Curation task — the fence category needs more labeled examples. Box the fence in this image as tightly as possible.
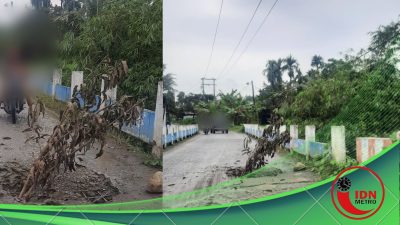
[38,70,160,144]
[243,124,395,163]
[162,124,199,147]
[39,70,199,147]
[121,109,155,143]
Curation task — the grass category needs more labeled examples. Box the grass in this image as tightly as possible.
[37,93,162,169]
[288,150,357,179]
[230,125,244,133]
[37,93,67,118]
[108,127,162,169]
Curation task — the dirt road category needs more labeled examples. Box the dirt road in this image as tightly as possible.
[163,132,250,195]
[0,108,161,204]
[163,132,321,208]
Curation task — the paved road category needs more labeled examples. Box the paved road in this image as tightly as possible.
[163,132,250,195]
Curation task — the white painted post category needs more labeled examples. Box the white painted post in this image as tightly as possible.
[290,125,298,150]
[305,125,315,159]
[331,126,346,163]
[280,125,287,134]
[153,81,164,149]
[70,71,83,98]
[52,69,62,98]
[100,79,118,109]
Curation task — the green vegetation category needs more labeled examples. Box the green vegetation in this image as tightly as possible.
[167,18,399,162]
[289,151,357,179]
[38,0,162,109]
[259,18,400,158]
[230,125,244,133]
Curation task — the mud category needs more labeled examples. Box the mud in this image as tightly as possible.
[163,139,321,209]
[0,161,119,204]
[0,107,161,205]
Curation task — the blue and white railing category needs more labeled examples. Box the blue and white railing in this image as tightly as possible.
[162,124,199,147]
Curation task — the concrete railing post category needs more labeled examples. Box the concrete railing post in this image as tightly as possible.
[290,125,298,150]
[100,79,118,109]
[280,125,287,134]
[152,81,163,158]
[331,126,346,163]
[52,69,62,98]
[71,71,83,97]
[305,125,315,159]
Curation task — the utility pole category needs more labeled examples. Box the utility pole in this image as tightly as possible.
[250,81,255,106]
[201,77,216,98]
[246,81,255,106]
[247,81,256,122]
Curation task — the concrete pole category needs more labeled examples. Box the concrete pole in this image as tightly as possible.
[280,125,287,134]
[52,69,62,98]
[305,125,316,159]
[100,79,117,109]
[70,71,83,98]
[290,125,298,150]
[152,81,163,158]
[331,126,346,163]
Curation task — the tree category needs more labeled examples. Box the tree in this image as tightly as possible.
[57,0,162,110]
[163,73,176,93]
[31,0,51,10]
[311,55,324,71]
[219,90,253,125]
[263,59,284,90]
[163,72,177,123]
[369,20,400,58]
[283,55,298,83]
[60,0,81,12]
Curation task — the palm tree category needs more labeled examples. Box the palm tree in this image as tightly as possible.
[311,55,324,71]
[263,59,283,90]
[283,55,298,84]
[163,73,176,93]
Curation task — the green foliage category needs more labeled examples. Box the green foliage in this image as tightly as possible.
[230,125,244,133]
[258,17,399,160]
[178,118,197,125]
[279,62,358,126]
[290,151,357,179]
[56,0,162,109]
[194,90,254,125]
[316,60,400,157]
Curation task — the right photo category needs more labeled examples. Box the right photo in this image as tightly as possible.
[163,0,400,208]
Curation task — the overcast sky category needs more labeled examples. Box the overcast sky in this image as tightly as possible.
[164,0,400,96]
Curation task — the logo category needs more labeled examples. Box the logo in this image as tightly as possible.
[331,166,385,220]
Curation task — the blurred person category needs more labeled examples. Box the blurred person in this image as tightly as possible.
[0,10,56,115]
[0,47,33,112]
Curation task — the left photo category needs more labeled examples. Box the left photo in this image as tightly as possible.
[0,0,163,205]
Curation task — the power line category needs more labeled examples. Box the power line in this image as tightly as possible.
[204,0,224,77]
[217,0,263,78]
[220,0,279,79]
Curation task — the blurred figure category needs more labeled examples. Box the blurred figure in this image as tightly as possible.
[0,10,55,122]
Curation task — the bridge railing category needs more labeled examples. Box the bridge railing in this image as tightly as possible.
[163,124,199,147]
[243,124,394,163]
[38,70,161,145]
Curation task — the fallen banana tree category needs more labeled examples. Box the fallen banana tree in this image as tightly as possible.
[19,59,144,201]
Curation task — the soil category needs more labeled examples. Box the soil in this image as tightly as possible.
[0,108,161,205]
[162,151,321,209]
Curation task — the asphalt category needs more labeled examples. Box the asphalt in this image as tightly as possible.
[163,131,250,195]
